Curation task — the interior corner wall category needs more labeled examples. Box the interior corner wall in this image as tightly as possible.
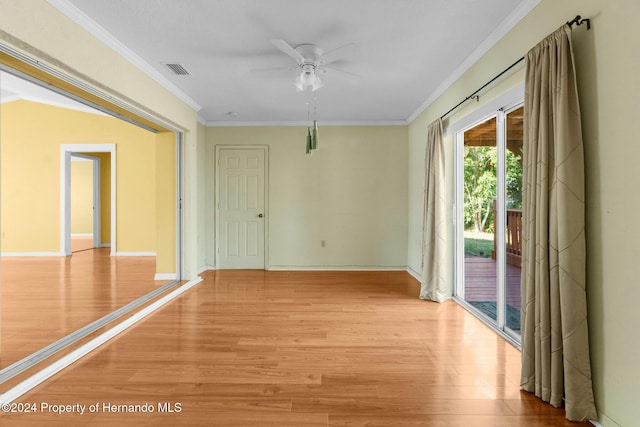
[196,122,207,270]
[0,100,156,253]
[205,125,409,269]
[407,1,640,425]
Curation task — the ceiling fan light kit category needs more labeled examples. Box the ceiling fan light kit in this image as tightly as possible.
[269,39,356,154]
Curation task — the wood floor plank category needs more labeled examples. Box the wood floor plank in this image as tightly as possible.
[0,246,174,369]
[329,414,583,427]
[291,397,514,416]
[376,384,534,400]
[3,270,589,426]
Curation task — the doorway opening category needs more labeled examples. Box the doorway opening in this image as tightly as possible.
[69,153,102,253]
[454,103,524,343]
[61,145,115,256]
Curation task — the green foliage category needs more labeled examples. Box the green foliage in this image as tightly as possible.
[464,146,496,232]
[506,150,522,208]
[463,146,522,232]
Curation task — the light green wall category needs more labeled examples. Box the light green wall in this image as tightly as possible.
[155,132,176,274]
[206,126,408,269]
[408,1,640,425]
[196,122,207,269]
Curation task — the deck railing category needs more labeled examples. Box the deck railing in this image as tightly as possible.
[492,199,523,267]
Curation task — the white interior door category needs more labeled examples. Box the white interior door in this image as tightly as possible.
[217,148,266,269]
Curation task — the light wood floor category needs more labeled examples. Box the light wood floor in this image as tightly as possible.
[1,270,587,426]
[0,244,171,370]
[71,236,95,253]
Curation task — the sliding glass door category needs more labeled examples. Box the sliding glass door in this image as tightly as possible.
[504,106,523,335]
[455,104,523,340]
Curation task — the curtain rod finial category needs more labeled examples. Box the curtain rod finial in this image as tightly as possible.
[568,15,591,30]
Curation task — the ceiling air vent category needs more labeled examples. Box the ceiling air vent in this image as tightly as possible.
[163,62,191,76]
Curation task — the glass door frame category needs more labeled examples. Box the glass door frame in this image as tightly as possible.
[453,98,523,346]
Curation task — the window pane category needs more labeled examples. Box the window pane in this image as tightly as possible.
[463,116,497,322]
[505,106,524,334]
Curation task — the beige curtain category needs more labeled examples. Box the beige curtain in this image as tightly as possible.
[420,118,448,302]
[520,25,596,422]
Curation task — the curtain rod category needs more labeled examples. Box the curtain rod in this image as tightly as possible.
[439,14,590,120]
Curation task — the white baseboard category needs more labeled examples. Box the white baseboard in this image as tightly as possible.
[71,233,93,237]
[266,265,407,271]
[1,252,67,257]
[115,252,156,257]
[406,266,422,282]
[154,272,177,281]
[99,243,111,248]
[198,265,215,275]
[0,275,203,405]
[590,421,604,427]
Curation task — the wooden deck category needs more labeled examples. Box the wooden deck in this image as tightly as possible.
[464,256,521,331]
[464,256,521,309]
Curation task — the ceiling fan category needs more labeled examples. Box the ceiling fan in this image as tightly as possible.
[269,39,358,92]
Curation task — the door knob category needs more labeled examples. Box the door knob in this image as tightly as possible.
[258,213,264,218]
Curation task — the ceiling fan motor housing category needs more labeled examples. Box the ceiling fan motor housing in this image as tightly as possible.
[294,44,323,65]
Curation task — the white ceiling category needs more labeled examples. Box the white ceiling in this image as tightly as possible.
[46,0,537,125]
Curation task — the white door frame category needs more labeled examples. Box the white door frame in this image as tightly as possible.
[214,145,269,269]
[70,153,101,249]
[449,84,524,343]
[61,144,116,256]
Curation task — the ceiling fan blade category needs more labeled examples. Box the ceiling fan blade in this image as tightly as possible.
[320,65,360,77]
[270,39,305,63]
[320,43,356,65]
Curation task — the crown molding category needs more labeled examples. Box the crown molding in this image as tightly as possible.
[406,0,541,124]
[47,0,202,112]
[206,119,408,127]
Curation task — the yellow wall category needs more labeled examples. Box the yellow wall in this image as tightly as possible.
[408,1,640,425]
[206,125,408,268]
[155,132,176,275]
[0,0,202,278]
[70,159,93,235]
[0,100,156,253]
[0,101,59,252]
